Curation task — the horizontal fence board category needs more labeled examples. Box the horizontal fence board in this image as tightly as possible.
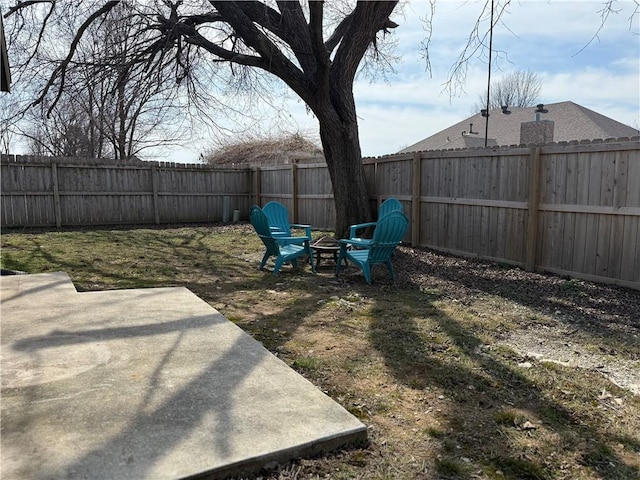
[538,204,640,215]
[423,197,529,210]
[157,192,247,197]
[259,193,294,200]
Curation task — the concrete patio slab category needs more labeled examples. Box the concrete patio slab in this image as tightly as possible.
[1,272,367,480]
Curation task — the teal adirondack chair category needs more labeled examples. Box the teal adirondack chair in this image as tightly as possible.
[336,210,408,284]
[250,205,315,275]
[348,197,403,248]
[262,201,312,240]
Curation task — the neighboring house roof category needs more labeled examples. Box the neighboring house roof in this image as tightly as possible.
[400,101,639,152]
[1,13,10,92]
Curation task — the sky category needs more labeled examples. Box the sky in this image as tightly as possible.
[5,1,635,162]
[148,1,640,163]
[353,0,640,154]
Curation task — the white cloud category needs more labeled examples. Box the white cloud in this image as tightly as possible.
[357,104,465,157]
[539,68,639,125]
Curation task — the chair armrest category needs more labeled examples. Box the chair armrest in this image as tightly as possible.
[349,221,376,239]
[340,238,371,248]
[275,236,308,246]
[270,226,288,238]
[290,224,312,238]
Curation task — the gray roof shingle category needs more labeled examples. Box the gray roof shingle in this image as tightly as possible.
[399,101,639,152]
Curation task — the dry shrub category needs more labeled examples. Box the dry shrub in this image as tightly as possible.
[204,132,323,167]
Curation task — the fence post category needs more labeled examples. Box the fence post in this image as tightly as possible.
[151,165,160,225]
[252,167,262,206]
[374,159,380,206]
[292,162,299,223]
[222,196,230,222]
[51,162,62,228]
[525,147,542,271]
[411,152,421,247]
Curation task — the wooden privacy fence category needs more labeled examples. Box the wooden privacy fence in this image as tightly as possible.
[251,162,336,229]
[1,155,251,227]
[365,139,639,290]
[2,137,639,289]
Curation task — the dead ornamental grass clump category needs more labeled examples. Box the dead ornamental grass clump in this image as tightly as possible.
[203,132,324,167]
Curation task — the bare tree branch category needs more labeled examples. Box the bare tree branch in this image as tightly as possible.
[209,1,311,103]
[472,69,541,111]
[308,0,328,90]
[31,1,120,115]
[5,0,403,236]
[3,0,52,18]
[573,0,618,56]
[572,0,638,56]
[324,9,354,55]
[441,0,512,98]
[332,1,398,89]
[419,0,436,78]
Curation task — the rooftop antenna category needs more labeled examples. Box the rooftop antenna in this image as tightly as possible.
[535,103,548,121]
[483,0,495,147]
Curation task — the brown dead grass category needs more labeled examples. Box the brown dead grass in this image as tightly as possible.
[2,224,639,480]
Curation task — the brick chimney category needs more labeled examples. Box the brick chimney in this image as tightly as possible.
[520,119,554,145]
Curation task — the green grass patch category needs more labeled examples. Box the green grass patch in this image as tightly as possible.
[435,458,469,478]
[292,356,320,371]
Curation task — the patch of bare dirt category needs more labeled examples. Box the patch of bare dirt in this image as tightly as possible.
[393,245,640,395]
[496,325,640,394]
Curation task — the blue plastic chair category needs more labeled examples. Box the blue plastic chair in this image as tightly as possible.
[250,205,315,275]
[348,197,403,247]
[336,210,408,284]
[262,201,312,240]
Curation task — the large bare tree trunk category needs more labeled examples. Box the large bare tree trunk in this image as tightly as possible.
[316,100,372,239]
[321,129,371,239]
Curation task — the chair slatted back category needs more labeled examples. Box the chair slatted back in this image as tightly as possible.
[378,198,403,219]
[368,211,408,264]
[250,205,280,256]
[262,201,291,234]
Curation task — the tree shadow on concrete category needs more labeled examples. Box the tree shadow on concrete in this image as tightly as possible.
[6,275,355,480]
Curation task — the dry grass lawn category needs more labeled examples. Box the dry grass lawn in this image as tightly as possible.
[1,224,639,480]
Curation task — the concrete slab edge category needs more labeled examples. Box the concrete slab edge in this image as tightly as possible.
[185,426,369,480]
